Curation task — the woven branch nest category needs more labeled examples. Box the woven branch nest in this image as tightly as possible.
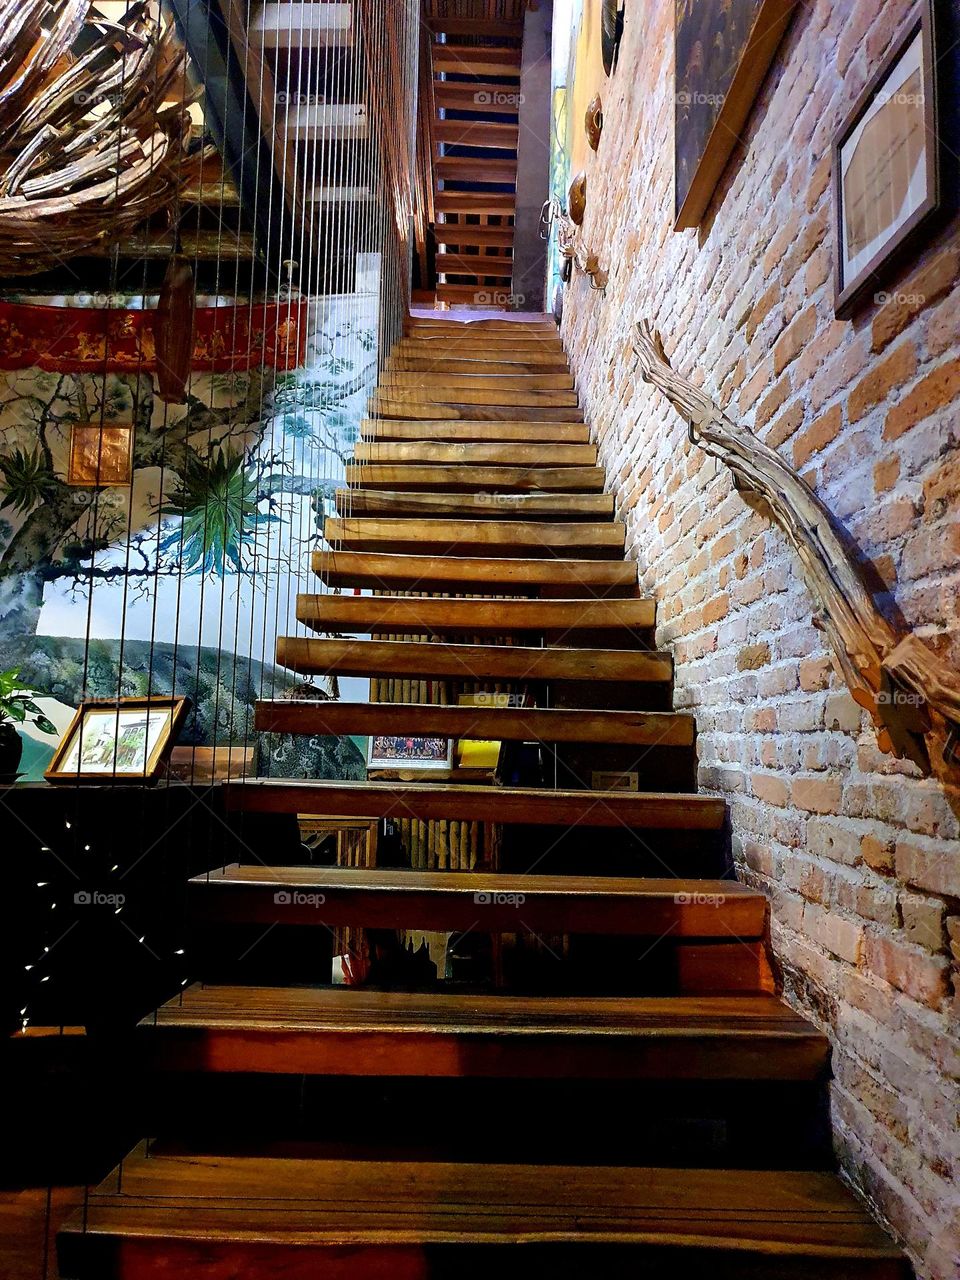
[0,0,195,275]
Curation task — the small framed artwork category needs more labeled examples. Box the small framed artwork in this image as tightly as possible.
[67,423,133,486]
[833,1,942,318]
[366,734,452,773]
[45,697,189,784]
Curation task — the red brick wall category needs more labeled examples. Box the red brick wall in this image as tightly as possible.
[559,3,960,1275]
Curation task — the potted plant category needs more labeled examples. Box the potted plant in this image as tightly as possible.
[0,668,58,784]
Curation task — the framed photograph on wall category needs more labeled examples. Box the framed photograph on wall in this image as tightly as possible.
[833,1,942,318]
[366,734,452,773]
[674,0,798,230]
[45,697,189,784]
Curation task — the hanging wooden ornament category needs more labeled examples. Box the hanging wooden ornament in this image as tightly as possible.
[154,254,195,403]
[568,172,587,226]
[585,93,604,150]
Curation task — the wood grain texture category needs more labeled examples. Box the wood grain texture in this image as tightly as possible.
[58,1145,906,1274]
[253,699,693,745]
[322,516,624,557]
[354,441,597,465]
[311,549,636,593]
[275,636,672,683]
[372,385,578,408]
[141,986,827,1080]
[333,489,613,520]
[222,779,726,829]
[295,592,651,633]
[359,419,590,442]
[343,463,606,491]
[379,370,575,391]
[372,396,584,423]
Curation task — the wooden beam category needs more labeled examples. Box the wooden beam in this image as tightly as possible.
[296,592,651,633]
[343,463,604,490]
[332,489,613,520]
[321,516,625,557]
[353,442,596,464]
[311,548,636,593]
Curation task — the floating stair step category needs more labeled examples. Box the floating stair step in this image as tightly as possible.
[360,420,590,442]
[434,120,519,149]
[372,384,578,408]
[404,319,557,335]
[142,986,827,1080]
[431,284,514,306]
[433,82,524,115]
[432,44,523,74]
[379,370,574,391]
[432,226,516,248]
[255,699,691,745]
[372,397,583,423]
[276,637,672,684]
[397,331,564,348]
[311,549,636,594]
[222,779,725,830]
[296,593,651,633]
[434,254,515,280]
[333,489,613,520]
[188,866,757,934]
[354,441,596,465]
[394,341,566,363]
[388,355,569,374]
[58,1145,908,1279]
[343,464,604,492]
[435,155,518,183]
[321,516,625,557]
[427,17,523,37]
[433,189,517,214]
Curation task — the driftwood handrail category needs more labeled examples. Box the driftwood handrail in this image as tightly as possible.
[540,197,608,292]
[633,320,960,778]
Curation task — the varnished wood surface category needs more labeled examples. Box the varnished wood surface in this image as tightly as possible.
[359,420,591,442]
[222,779,727,830]
[322,516,624,557]
[372,397,584,423]
[188,864,758,935]
[380,371,576,392]
[373,385,579,409]
[58,1145,905,1268]
[295,593,653,633]
[388,356,571,375]
[253,699,693,745]
[312,549,637,593]
[354,441,597,465]
[141,986,827,1081]
[343,463,606,491]
[334,489,613,520]
[275,636,672,683]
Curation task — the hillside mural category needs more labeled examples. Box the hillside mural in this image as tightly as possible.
[0,294,375,780]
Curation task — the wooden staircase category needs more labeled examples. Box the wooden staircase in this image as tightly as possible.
[57,316,907,1278]
[421,9,525,305]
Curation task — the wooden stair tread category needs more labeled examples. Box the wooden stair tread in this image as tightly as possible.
[379,371,574,391]
[222,779,726,829]
[433,190,517,213]
[359,420,590,442]
[322,516,625,557]
[275,637,672,683]
[388,356,570,374]
[372,397,584,423]
[435,155,517,182]
[434,120,519,149]
[343,464,605,491]
[430,226,517,248]
[354,442,596,464]
[254,699,693,745]
[311,549,636,593]
[333,490,613,519]
[59,1145,905,1266]
[372,385,578,408]
[396,336,565,355]
[188,865,758,931]
[296,593,649,633]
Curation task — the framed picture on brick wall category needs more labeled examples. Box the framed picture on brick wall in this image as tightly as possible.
[833,1,944,318]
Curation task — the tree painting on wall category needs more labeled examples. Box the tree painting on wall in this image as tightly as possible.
[674,0,797,230]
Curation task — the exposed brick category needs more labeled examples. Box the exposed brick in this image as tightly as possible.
[737,642,770,671]
[848,341,918,423]
[752,772,790,806]
[702,594,729,625]
[791,776,843,813]
[773,305,817,376]
[804,900,864,963]
[863,932,951,1008]
[895,841,960,898]
[883,357,960,441]
[792,404,842,468]
[861,834,895,875]
[873,455,900,495]
[871,248,960,352]
[900,894,946,951]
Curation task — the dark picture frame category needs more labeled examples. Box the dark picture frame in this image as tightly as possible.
[833,1,942,318]
[45,696,189,784]
[674,0,798,231]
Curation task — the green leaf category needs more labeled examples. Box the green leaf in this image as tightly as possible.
[34,715,58,736]
[5,702,25,722]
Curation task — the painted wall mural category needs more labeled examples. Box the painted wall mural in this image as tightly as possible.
[0,293,376,781]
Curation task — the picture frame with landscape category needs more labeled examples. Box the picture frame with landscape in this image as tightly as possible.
[45,696,189,783]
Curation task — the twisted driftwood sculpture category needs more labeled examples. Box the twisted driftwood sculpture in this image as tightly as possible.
[634,320,960,778]
[541,196,607,291]
[0,0,195,275]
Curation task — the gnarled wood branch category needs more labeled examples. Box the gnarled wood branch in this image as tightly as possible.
[633,319,960,777]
